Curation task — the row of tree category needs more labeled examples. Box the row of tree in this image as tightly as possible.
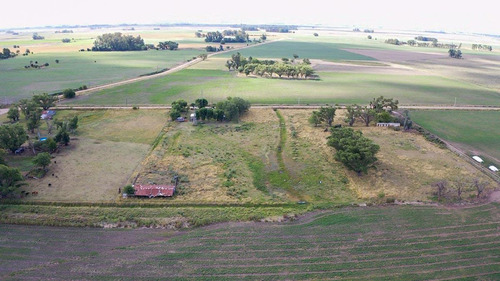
[169,97,251,122]
[204,30,249,43]
[471,44,492,51]
[386,38,460,49]
[225,53,315,79]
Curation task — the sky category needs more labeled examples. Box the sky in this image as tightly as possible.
[1,0,499,34]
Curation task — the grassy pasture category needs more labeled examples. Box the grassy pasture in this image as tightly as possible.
[66,68,500,106]
[0,49,201,101]
[412,110,500,164]
[215,40,377,61]
[1,203,499,279]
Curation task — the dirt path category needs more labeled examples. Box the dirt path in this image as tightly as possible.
[74,39,283,96]
[0,108,8,115]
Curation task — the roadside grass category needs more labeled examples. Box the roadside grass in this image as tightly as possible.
[411,110,500,164]
[66,69,500,106]
[2,203,498,279]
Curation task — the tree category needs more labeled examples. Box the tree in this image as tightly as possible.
[472,179,488,199]
[318,106,336,127]
[33,152,51,171]
[55,127,70,146]
[26,108,42,133]
[357,107,376,127]
[313,33,319,37]
[171,100,188,112]
[433,180,447,201]
[401,110,413,130]
[169,110,181,121]
[449,48,462,59]
[157,41,179,50]
[0,164,24,198]
[376,111,394,123]
[68,116,78,133]
[309,111,321,127]
[327,127,380,175]
[18,99,37,120]
[7,106,20,122]
[344,105,358,126]
[63,88,76,99]
[195,98,208,108]
[260,34,267,41]
[0,124,27,153]
[32,93,56,110]
[370,96,398,113]
[216,97,251,122]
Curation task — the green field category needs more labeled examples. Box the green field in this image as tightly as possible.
[66,68,500,106]
[216,40,377,61]
[412,110,500,163]
[0,49,202,101]
[1,203,499,280]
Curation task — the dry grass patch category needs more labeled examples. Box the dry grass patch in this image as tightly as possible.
[24,138,149,202]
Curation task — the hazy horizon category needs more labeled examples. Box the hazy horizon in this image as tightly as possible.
[1,0,499,35]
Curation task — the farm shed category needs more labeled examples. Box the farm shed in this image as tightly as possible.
[489,166,499,172]
[377,123,400,127]
[41,110,56,120]
[134,185,175,198]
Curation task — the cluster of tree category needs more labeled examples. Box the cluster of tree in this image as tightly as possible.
[92,32,146,51]
[195,31,205,38]
[433,178,489,202]
[32,33,45,40]
[472,44,492,51]
[0,148,24,198]
[415,36,438,43]
[55,29,73,33]
[262,25,297,33]
[225,53,314,79]
[448,48,463,59]
[327,127,380,175]
[343,96,400,127]
[206,45,223,52]
[24,60,49,69]
[0,48,17,60]
[61,38,71,43]
[204,30,249,43]
[387,39,459,49]
[309,106,336,127]
[170,97,250,122]
[355,28,374,33]
[157,41,179,50]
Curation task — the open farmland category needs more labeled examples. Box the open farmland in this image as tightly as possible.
[412,110,500,165]
[1,203,499,280]
[0,27,204,101]
[66,66,500,106]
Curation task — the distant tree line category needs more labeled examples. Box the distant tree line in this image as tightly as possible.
[91,33,179,51]
[415,36,438,43]
[233,24,297,33]
[225,53,315,79]
[204,30,249,43]
[55,29,73,33]
[61,38,71,43]
[32,33,45,40]
[472,44,492,51]
[386,38,459,49]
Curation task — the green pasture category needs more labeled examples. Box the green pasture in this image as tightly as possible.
[0,49,202,101]
[1,203,499,279]
[67,68,500,106]
[216,40,376,61]
[412,110,500,163]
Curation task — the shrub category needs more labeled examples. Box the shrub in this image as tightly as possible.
[123,185,134,195]
[62,89,76,99]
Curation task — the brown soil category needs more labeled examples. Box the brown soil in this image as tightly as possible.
[345,48,445,62]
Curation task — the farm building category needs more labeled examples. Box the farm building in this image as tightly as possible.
[41,110,56,120]
[377,123,400,127]
[134,185,175,198]
[489,166,499,172]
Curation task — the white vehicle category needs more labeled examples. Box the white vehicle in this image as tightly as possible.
[472,156,484,163]
[489,166,499,172]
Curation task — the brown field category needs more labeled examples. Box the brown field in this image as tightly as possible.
[128,108,495,204]
[345,48,445,62]
[311,59,418,75]
[25,138,149,202]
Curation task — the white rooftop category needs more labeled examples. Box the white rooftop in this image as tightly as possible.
[472,156,484,163]
[489,166,499,172]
